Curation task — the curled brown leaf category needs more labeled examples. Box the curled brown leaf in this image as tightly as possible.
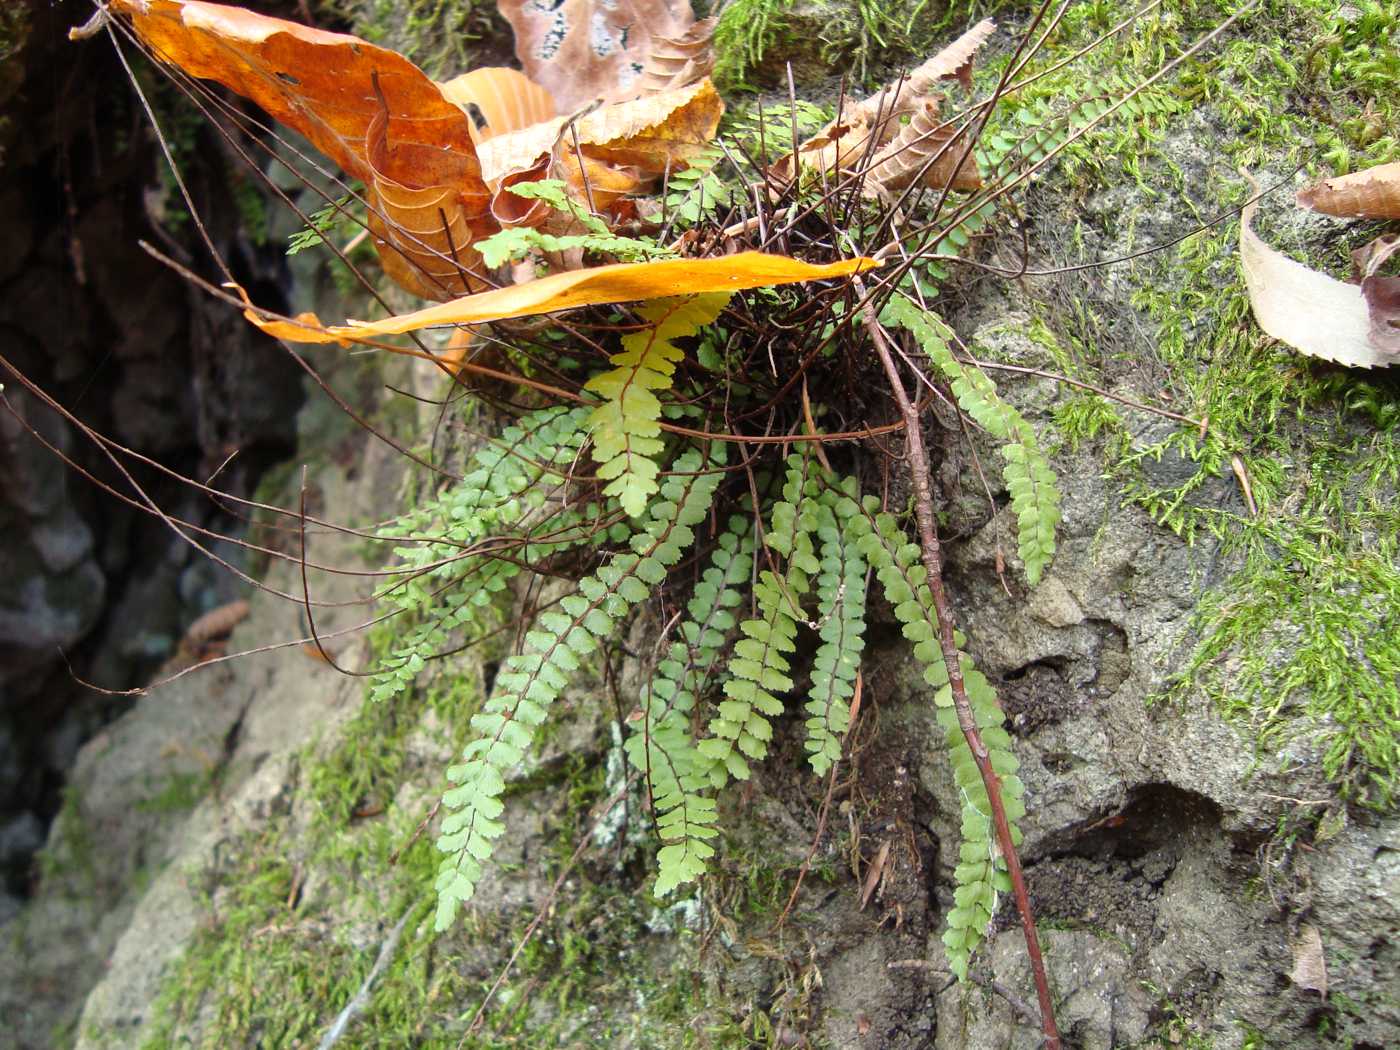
[1239,177,1399,369]
[1297,161,1400,220]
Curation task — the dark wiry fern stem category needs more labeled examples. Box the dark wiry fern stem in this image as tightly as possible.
[857,279,1060,1050]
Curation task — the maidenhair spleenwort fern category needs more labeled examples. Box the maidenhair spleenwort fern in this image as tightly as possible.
[433,447,724,930]
[804,478,868,776]
[698,449,823,780]
[586,293,733,517]
[413,425,1032,978]
[882,296,1062,587]
[370,406,600,704]
[838,491,1025,980]
[624,514,755,895]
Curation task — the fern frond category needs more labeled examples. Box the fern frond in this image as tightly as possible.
[371,407,596,703]
[627,515,755,896]
[841,492,1025,982]
[697,452,823,780]
[434,447,723,930]
[475,226,668,268]
[882,298,1061,586]
[586,293,732,518]
[662,146,738,227]
[474,179,669,267]
[804,479,869,774]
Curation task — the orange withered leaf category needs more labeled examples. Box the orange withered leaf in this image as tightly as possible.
[438,67,557,144]
[476,79,724,219]
[107,0,495,298]
[243,253,880,344]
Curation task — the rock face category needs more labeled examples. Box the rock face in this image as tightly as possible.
[4,3,1398,1050]
[0,0,304,909]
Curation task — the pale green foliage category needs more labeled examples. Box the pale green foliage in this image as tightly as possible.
[844,493,1024,981]
[475,225,666,268]
[883,297,1061,586]
[698,451,821,779]
[626,516,755,896]
[434,448,724,931]
[285,193,360,255]
[979,78,1181,182]
[713,0,793,88]
[370,406,596,705]
[473,179,668,267]
[585,294,732,517]
[804,479,868,775]
[663,146,738,227]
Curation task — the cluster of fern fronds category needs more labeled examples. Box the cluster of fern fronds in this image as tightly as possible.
[362,63,1177,978]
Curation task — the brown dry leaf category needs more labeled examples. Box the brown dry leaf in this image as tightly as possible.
[438,67,556,144]
[244,253,879,343]
[633,17,717,97]
[108,0,495,299]
[182,599,250,647]
[772,19,994,184]
[498,0,699,111]
[477,79,723,185]
[857,18,997,124]
[1360,237,1400,351]
[862,98,982,198]
[860,839,893,911]
[1297,160,1400,219]
[1289,924,1328,997]
[1239,184,1400,368]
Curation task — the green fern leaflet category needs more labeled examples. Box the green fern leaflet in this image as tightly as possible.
[586,293,732,517]
[882,297,1061,586]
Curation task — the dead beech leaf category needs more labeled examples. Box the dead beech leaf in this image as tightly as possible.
[858,18,997,124]
[477,79,723,186]
[108,0,495,299]
[1239,185,1400,369]
[1297,160,1400,220]
[1363,267,1400,352]
[224,281,344,344]
[862,98,982,198]
[498,0,699,111]
[772,19,994,184]
[1289,924,1327,997]
[633,17,717,98]
[109,0,480,188]
[366,109,494,298]
[438,67,556,144]
[246,253,879,342]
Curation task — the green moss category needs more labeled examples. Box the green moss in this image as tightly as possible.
[136,771,212,815]
[322,0,507,79]
[714,0,977,92]
[964,0,1400,804]
[35,788,98,887]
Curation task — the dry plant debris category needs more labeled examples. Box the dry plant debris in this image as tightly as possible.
[106,0,727,304]
[769,17,994,199]
[1241,166,1400,369]
[1297,160,1400,220]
